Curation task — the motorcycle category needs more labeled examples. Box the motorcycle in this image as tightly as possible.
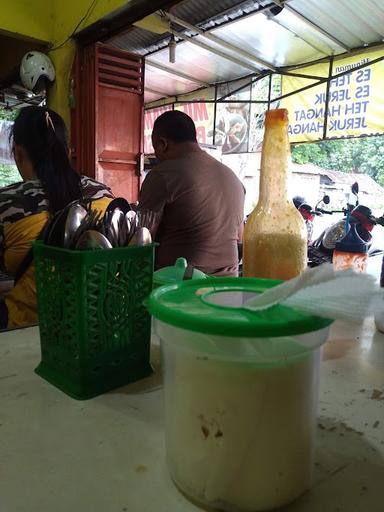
[293,194,331,244]
[303,183,384,267]
[239,182,383,273]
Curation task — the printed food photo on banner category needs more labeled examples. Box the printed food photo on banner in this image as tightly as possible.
[215,80,251,154]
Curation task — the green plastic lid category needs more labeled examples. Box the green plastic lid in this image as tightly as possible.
[147,277,332,338]
[153,257,207,286]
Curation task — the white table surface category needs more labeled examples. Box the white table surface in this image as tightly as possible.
[1,320,384,512]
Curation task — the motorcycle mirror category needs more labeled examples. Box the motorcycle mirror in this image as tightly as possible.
[323,195,330,205]
[352,182,359,195]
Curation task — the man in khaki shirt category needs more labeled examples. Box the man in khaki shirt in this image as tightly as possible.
[139,111,245,276]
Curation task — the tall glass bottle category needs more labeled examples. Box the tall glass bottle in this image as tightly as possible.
[243,109,307,280]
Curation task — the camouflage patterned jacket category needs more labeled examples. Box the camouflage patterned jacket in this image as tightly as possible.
[0,176,113,328]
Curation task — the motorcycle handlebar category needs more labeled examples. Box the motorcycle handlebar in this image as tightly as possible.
[315,208,336,215]
[315,209,384,224]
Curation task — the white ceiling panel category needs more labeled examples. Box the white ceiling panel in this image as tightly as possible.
[145,66,202,98]
[147,39,254,84]
[211,12,321,67]
[290,0,384,49]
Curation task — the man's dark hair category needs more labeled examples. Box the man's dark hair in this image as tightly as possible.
[153,110,197,143]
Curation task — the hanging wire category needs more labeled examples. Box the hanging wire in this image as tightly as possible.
[49,0,99,52]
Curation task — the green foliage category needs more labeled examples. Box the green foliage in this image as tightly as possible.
[0,107,19,187]
[291,135,384,186]
[0,107,18,122]
[0,164,20,187]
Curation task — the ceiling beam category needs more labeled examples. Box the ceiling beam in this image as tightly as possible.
[146,60,211,87]
[168,27,262,73]
[75,0,180,46]
[163,12,276,72]
[145,86,171,97]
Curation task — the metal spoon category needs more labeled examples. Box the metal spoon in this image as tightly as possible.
[118,213,128,246]
[45,207,68,246]
[108,208,127,247]
[75,230,113,250]
[105,197,132,216]
[126,211,137,243]
[128,227,152,246]
[63,204,88,248]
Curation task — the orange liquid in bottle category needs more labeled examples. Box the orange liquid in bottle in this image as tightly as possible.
[243,109,307,280]
[244,232,306,280]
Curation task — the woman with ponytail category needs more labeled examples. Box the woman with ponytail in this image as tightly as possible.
[0,106,113,328]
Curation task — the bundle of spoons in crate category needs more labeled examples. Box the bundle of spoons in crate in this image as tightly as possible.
[42,197,154,250]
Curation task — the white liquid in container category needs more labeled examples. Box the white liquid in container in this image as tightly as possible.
[162,334,320,511]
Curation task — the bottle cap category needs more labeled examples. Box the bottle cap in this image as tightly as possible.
[265,108,289,126]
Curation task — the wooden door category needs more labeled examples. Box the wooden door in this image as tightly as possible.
[71,43,144,203]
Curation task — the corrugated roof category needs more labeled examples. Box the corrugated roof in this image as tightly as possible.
[321,170,383,195]
[290,0,384,50]
[108,0,272,56]
[111,28,167,56]
[291,163,384,195]
[171,0,272,29]
[107,0,384,103]
[291,162,324,175]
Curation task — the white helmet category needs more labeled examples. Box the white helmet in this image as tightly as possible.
[20,51,55,92]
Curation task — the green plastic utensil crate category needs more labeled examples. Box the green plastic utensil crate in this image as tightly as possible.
[33,241,155,399]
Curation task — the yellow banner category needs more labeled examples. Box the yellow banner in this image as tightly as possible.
[281,49,384,142]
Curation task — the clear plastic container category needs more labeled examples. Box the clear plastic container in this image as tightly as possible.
[332,250,368,272]
[374,310,384,333]
[151,258,208,343]
[332,223,369,273]
[148,278,332,511]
